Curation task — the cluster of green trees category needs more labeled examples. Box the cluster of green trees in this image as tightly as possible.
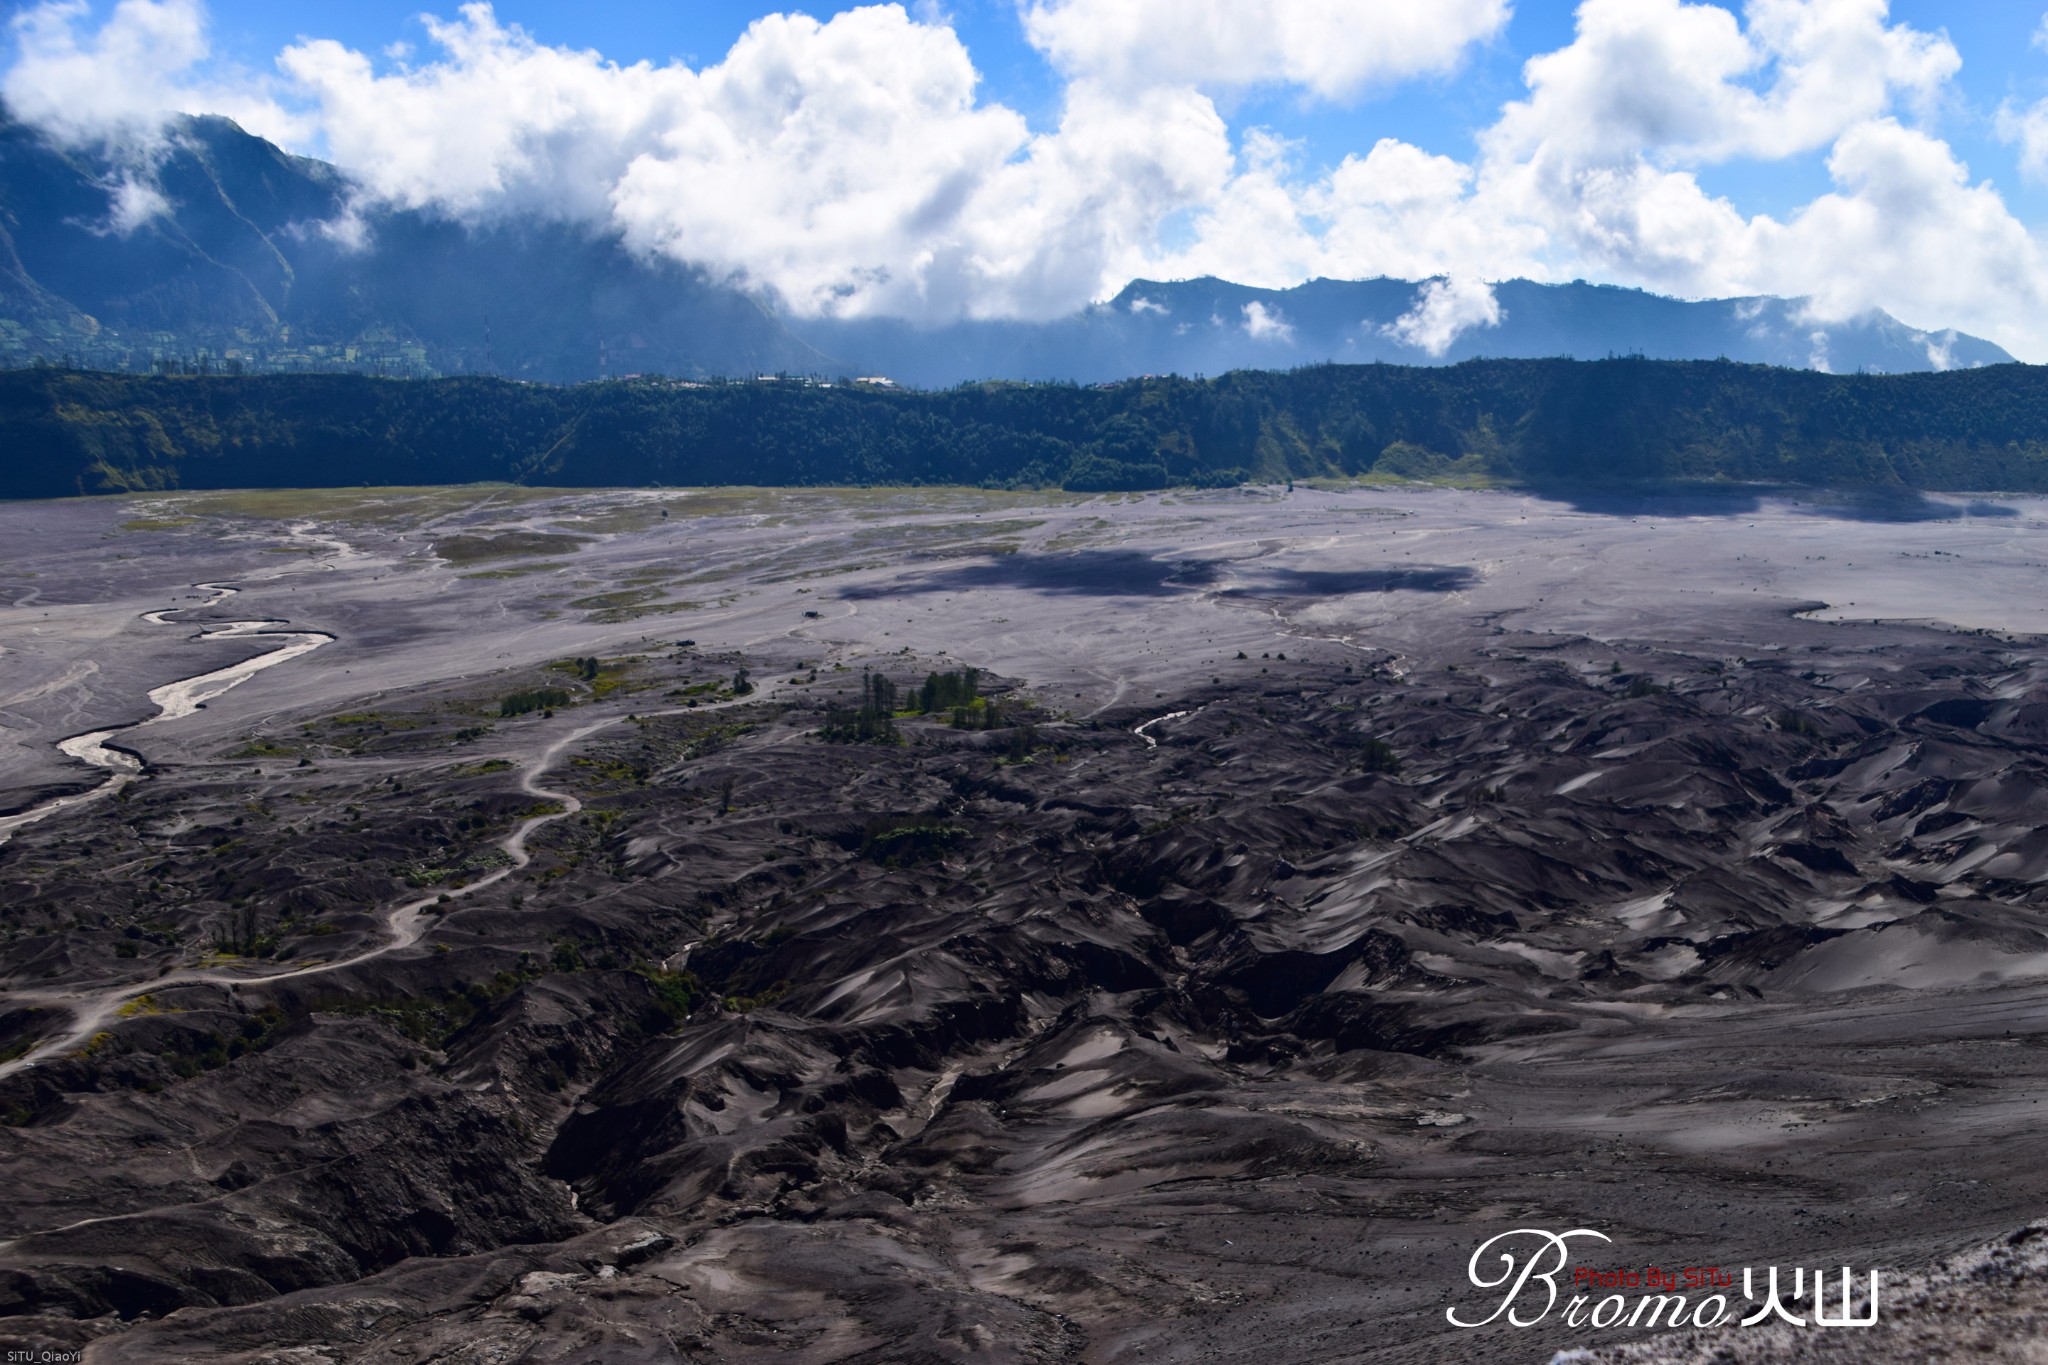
[999,723,1039,761]
[9,358,2048,499]
[821,672,900,743]
[501,687,571,717]
[951,701,1002,730]
[212,902,268,956]
[906,667,1005,727]
[820,668,1022,742]
[914,667,981,713]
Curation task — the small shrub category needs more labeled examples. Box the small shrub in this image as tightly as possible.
[1357,738,1400,774]
[501,687,572,718]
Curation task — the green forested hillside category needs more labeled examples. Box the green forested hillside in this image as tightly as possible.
[5,358,2048,499]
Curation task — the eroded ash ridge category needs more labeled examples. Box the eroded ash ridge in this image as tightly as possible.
[3,615,2048,1363]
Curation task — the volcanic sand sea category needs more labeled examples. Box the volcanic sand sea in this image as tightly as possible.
[1,482,2046,1361]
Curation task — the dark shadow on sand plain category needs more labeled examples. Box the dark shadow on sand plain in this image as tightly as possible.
[840,550,1475,600]
[1221,566,1477,596]
[1520,479,2022,523]
[841,550,1220,598]
[1787,489,2023,523]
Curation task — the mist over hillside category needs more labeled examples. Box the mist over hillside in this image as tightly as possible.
[0,111,827,382]
[0,110,2013,386]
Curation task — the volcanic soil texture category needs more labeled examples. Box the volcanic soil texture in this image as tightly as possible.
[1,483,2047,1362]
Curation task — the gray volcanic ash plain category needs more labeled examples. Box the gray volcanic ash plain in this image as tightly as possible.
[3,483,2048,1362]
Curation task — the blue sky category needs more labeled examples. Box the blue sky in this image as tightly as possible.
[12,1,2048,358]
[115,0,2048,215]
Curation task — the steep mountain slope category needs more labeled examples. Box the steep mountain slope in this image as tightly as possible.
[0,111,828,381]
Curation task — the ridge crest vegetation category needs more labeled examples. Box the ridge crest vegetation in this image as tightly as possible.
[7,359,2048,498]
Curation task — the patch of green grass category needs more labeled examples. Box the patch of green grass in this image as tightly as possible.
[568,587,661,612]
[327,953,700,1050]
[459,561,571,579]
[172,484,560,525]
[501,687,572,717]
[720,982,790,1014]
[588,598,703,625]
[906,541,1023,560]
[1042,517,1112,551]
[549,501,699,533]
[402,846,512,888]
[549,656,605,681]
[571,756,648,785]
[328,712,420,730]
[437,531,593,565]
[1337,468,1509,491]
[638,968,702,1027]
[227,739,298,759]
[860,821,969,864]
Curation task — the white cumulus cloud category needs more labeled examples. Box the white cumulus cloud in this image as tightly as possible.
[1242,300,1293,341]
[1487,0,1956,166]
[1125,0,2047,357]
[1382,276,1501,355]
[279,5,1241,320]
[1753,120,2048,331]
[1997,94,2048,183]
[1019,0,1509,100]
[3,0,304,155]
[6,0,2048,357]
[278,3,1136,318]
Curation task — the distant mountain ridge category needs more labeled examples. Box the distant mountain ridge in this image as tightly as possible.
[0,108,2016,384]
[801,276,2012,387]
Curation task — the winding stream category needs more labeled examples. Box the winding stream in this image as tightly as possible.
[0,584,333,848]
[1134,707,1198,748]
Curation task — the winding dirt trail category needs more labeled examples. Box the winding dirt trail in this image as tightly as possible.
[0,685,779,1080]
